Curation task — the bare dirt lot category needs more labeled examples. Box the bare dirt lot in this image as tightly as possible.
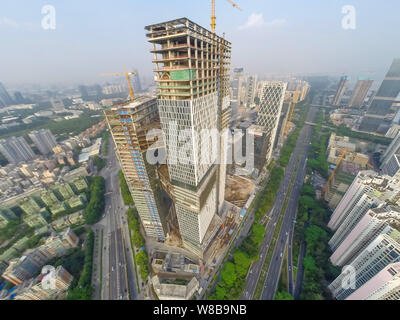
[225,175,255,207]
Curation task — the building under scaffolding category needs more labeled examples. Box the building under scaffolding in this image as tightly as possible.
[145,18,232,257]
[104,96,174,241]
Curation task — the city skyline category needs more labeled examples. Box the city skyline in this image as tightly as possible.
[1,1,400,304]
[1,0,400,86]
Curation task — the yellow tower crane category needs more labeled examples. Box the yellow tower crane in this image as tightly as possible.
[100,68,137,101]
[211,0,242,33]
[322,148,348,196]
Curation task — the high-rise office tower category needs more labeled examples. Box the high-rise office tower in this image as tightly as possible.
[78,85,89,99]
[359,59,400,133]
[381,154,400,179]
[28,129,57,155]
[330,206,400,267]
[380,131,400,170]
[231,68,244,119]
[328,232,400,300]
[0,136,35,164]
[0,82,13,107]
[145,18,231,256]
[332,76,350,106]
[349,78,373,107]
[346,262,400,300]
[104,96,172,241]
[328,171,400,251]
[245,75,257,109]
[300,82,311,102]
[132,69,143,93]
[93,84,103,97]
[232,68,244,101]
[257,81,287,163]
[13,91,25,105]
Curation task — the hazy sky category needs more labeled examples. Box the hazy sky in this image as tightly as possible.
[1,0,399,88]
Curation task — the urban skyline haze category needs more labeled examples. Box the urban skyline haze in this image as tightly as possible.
[1,0,400,87]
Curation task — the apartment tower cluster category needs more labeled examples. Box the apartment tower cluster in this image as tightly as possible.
[327,170,400,300]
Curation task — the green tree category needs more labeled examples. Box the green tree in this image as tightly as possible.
[118,170,134,206]
[220,262,236,288]
[136,250,149,280]
[215,285,227,300]
[233,250,252,277]
[275,291,294,300]
[250,223,265,245]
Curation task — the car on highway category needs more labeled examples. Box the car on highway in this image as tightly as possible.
[112,266,115,272]
[280,252,283,258]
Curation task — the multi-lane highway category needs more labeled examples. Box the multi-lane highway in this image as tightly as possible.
[261,117,313,299]
[242,106,317,300]
[93,136,138,300]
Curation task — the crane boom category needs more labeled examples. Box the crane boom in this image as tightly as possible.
[322,148,348,196]
[100,69,136,101]
[226,0,242,10]
[211,0,242,33]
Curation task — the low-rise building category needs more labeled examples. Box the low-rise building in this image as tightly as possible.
[152,275,199,300]
[3,266,73,300]
[2,249,49,285]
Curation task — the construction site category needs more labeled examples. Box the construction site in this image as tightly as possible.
[225,174,256,207]
[321,133,379,207]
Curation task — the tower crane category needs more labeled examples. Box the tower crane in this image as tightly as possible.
[322,148,348,196]
[100,68,137,101]
[211,0,242,33]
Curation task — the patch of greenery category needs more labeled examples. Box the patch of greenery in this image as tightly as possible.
[295,185,341,300]
[126,208,145,248]
[307,111,329,178]
[275,291,294,300]
[118,170,134,206]
[254,166,284,223]
[210,223,265,300]
[136,250,149,280]
[102,131,110,156]
[92,155,106,171]
[67,230,94,300]
[335,125,392,146]
[84,176,105,225]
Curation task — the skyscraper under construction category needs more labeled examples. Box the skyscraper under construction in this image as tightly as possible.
[104,96,173,242]
[145,18,231,256]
